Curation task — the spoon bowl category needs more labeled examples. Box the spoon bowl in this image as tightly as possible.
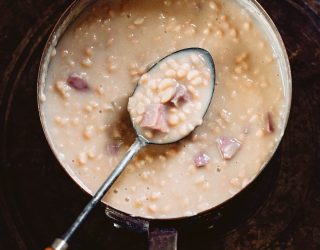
[131,47,215,145]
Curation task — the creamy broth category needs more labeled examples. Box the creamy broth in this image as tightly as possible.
[42,0,286,218]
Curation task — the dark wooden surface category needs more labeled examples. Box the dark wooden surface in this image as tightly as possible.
[0,0,319,249]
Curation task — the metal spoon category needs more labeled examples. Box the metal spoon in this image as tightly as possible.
[46,47,215,250]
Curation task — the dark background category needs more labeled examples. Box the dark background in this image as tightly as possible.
[0,0,319,249]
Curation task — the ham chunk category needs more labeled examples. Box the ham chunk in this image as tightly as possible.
[193,152,210,167]
[266,112,274,133]
[107,140,123,156]
[141,104,169,133]
[216,136,241,160]
[171,84,191,106]
[67,74,89,91]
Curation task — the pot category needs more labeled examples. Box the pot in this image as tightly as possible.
[37,0,292,249]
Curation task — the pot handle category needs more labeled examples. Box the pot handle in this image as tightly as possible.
[148,228,177,250]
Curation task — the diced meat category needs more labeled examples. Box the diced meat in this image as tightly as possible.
[155,106,169,133]
[193,152,210,167]
[141,104,158,128]
[67,74,89,91]
[266,112,274,133]
[171,84,191,106]
[216,136,241,160]
[141,104,169,133]
[107,140,123,155]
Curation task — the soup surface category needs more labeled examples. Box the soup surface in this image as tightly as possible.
[41,0,285,218]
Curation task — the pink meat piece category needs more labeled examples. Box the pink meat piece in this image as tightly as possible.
[193,152,210,167]
[216,136,241,160]
[171,84,191,106]
[67,74,89,91]
[266,112,274,133]
[107,140,123,155]
[141,104,169,133]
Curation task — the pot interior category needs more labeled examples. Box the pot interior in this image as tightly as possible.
[37,0,291,222]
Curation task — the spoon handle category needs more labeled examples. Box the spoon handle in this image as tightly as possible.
[46,136,147,250]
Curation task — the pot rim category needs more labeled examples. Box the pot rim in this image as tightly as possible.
[37,0,292,223]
